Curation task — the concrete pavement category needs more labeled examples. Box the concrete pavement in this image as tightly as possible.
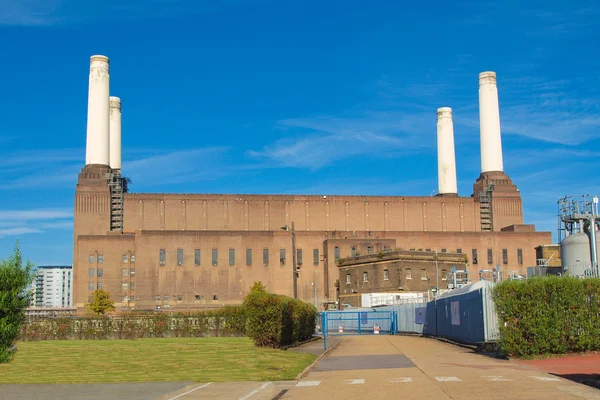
[284,336,600,400]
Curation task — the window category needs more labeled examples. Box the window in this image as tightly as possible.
[421,269,428,280]
[457,248,462,254]
[155,295,161,301]
[334,246,340,261]
[406,269,412,279]
[441,248,447,253]
[351,246,357,257]
[97,268,103,277]
[177,249,183,265]
[98,255,103,263]
[130,268,135,277]
[130,282,135,290]
[122,254,129,263]
[88,268,94,277]
[313,249,319,266]
[383,269,389,281]
[159,249,166,265]
[97,282,103,290]
[122,283,128,291]
[442,270,447,281]
[122,268,128,277]
[517,249,523,265]
[195,295,201,300]
[367,246,373,255]
[212,249,218,266]
[297,249,303,265]
[88,282,94,291]
[130,296,135,302]
[363,272,368,282]
[246,249,252,266]
[163,295,170,301]
[346,274,351,284]
[487,249,493,265]
[229,249,235,266]
[472,249,478,265]
[280,249,286,266]
[384,246,390,252]
[195,249,201,266]
[130,255,136,263]
[502,249,508,264]
[426,248,431,252]
[178,295,183,301]
[263,248,269,266]
[89,255,95,263]
[122,296,128,302]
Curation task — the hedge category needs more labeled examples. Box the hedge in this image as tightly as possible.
[20,306,247,341]
[244,288,317,348]
[493,276,600,357]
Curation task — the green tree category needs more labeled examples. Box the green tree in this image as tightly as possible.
[85,289,115,316]
[249,281,267,294]
[0,242,34,363]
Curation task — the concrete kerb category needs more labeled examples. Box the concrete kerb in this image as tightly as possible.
[295,339,341,380]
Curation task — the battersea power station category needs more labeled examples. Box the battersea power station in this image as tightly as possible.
[73,55,551,311]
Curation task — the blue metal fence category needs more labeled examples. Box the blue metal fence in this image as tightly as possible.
[319,310,397,349]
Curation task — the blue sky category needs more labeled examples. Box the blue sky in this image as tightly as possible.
[1,0,599,265]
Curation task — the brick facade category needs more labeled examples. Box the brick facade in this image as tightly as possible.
[73,165,552,311]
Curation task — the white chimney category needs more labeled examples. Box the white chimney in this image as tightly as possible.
[437,107,458,195]
[478,71,504,173]
[109,96,122,170]
[85,55,110,166]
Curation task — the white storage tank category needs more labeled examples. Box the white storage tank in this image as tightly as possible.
[560,232,600,277]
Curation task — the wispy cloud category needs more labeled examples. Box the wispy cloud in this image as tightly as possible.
[0,209,72,220]
[0,208,72,238]
[248,112,434,170]
[0,0,257,27]
[0,227,43,237]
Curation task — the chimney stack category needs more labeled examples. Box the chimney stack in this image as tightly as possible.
[437,107,458,195]
[85,55,110,166]
[478,71,504,173]
[109,96,122,170]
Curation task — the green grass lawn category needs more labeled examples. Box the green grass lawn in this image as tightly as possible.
[0,338,316,384]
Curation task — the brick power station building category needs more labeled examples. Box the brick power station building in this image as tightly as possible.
[73,55,552,311]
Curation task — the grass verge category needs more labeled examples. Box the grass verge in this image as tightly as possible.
[0,338,316,384]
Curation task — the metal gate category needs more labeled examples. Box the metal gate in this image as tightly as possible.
[319,310,397,349]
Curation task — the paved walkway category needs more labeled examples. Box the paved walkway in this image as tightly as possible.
[284,336,600,400]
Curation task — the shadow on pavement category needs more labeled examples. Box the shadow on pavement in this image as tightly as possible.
[553,373,600,389]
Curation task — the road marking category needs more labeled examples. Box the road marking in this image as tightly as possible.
[435,377,462,382]
[167,383,212,400]
[345,379,365,385]
[529,376,561,382]
[391,377,413,383]
[239,382,272,400]
[296,381,321,387]
[483,376,511,382]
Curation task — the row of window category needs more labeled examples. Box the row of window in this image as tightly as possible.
[89,268,135,278]
[88,254,137,264]
[347,268,450,284]
[88,282,135,291]
[159,248,321,267]
[472,248,523,265]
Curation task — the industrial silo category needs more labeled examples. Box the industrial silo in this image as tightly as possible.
[561,232,600,277]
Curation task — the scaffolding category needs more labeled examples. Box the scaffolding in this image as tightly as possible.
[104,171,130,232]
[479,184,494,232]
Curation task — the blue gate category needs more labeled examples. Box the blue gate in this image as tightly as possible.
[319,310,397,349]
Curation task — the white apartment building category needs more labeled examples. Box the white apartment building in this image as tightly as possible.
[33,266,73,308]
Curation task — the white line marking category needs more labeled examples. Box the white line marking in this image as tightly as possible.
[344,379,365,385]
[239,382,272,400]
[529,376,561,382]
[167,383,212,400]
[391,377,413,383]
[296,381,321,387]
[482,376,511,382]
[435,377,462,382]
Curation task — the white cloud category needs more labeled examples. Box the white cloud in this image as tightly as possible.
[0,209,72,221]
[248,112,434,170]
[0,227,43,237]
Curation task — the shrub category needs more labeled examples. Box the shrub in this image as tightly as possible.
[244,287,316,348]
[493,276,600,357]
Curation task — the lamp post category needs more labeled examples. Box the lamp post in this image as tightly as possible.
[282,221,298,299]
